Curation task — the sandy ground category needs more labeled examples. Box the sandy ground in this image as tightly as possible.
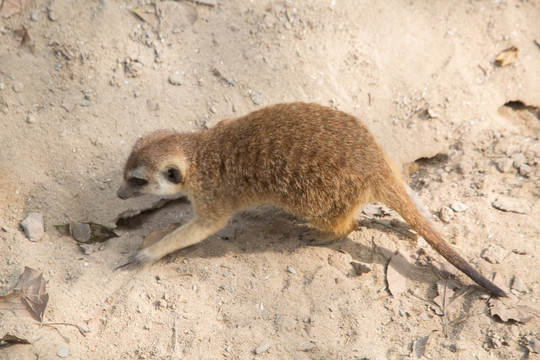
[1,0,539,359]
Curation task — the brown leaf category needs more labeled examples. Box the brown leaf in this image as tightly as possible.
[0,290,28,318]
[495,46,518,67]
[14,267,49,322]
[430,260,458,278]
[432,279,462,316]
[142,223,181,249]
[386,249,419,296]
[9,26,34,53]
[489,299,535,323]
[0,0,28,18]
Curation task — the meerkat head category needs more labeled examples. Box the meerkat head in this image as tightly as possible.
[117,130,190,199]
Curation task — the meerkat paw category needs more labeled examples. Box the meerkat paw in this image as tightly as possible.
[115,249,154,270]
[299,229,344,245]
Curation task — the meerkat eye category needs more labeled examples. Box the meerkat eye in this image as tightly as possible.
[164,167,182,184]
[129,177,148,187]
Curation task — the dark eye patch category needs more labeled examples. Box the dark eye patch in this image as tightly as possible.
[129,177,148,187]
[164,167,182,184]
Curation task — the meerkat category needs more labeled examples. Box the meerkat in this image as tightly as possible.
[117,102,507,297]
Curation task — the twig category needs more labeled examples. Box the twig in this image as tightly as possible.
[172,316,177,352]
[361,215,417,240]
[41,322,88,337]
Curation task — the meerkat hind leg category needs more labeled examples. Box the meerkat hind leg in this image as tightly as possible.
[125,215,229,266]
[304,215,359,245]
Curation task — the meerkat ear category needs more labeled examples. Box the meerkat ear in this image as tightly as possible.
[164,167,182,184]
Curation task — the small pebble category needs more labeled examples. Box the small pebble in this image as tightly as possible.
[455,162,471,175]
[450,201,468,212]
[168,74,183,86]
[20,212,44,242]
[481,244,509,264]
[494,158,513,173]
[439,206,454,223]
[254,341,270,354]
[13,82,24,93]
[511,152,526,168]
[511,277,527,293]
[286,266,296,274]
[518,164,531,177]
[492,197,531,214]
[30,12,38,21]
[57,346,69,358]
[26,114,37,124]
[251,93,263,105]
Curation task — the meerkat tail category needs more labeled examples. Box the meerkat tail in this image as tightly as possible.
[378,180,507,297]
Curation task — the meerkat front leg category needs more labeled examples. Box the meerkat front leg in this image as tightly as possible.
[122,215,230,267]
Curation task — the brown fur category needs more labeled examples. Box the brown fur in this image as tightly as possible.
[117,102,506,297]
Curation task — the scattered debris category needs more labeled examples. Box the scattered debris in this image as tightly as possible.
[386,249,419,296]
[495,46,518,67]
[350,261,372,276]
[481,244,509,264]
[20,212,44,242]
[254,341,270,354]
[449,201,468,212]
[124,58,143,78]
[492,196,531,214]
[142,223,181,249]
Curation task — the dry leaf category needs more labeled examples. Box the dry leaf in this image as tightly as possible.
[14,267,49,322]
[430,260,458,278]
[386,249,419,296]
[495,46,518,67]
[432,279,463,316]
[411,334,430,358]
[131,5,159,26]
[0,268,49,322]
[0,333,30,346]
[9,26,34,53]
[0,290,28,318]
[142,223,181,249]
[488,272,534,323]
[489,300,535,323]
[0,0,28,18]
